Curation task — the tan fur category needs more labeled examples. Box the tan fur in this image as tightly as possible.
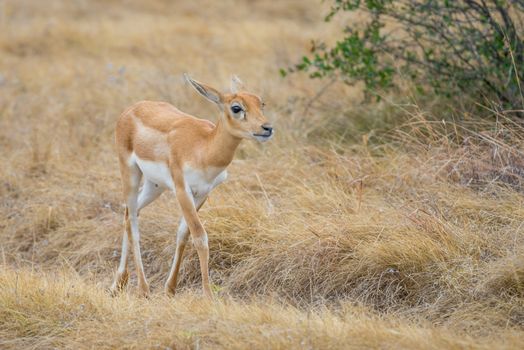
[111,76,273,299]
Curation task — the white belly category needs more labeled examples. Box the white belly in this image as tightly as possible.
[129,153,227,196]
[131,153,176,191]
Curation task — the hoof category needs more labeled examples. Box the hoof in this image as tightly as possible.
[203,289,214,301]
[138,284,150,298]
[110,271,129,296]
[164,284,176,297]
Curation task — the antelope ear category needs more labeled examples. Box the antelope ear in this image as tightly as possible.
[184,73,223,105]
[230,75,245,93]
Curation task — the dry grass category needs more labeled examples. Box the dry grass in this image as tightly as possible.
[3,269,523,350]
[1,0,524,349]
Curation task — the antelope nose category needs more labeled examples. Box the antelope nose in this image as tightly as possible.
[261,124,273,134]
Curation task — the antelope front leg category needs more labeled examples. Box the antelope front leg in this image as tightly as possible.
[165,195,208,296]
[165,217,189,295]
[172,176,213,299]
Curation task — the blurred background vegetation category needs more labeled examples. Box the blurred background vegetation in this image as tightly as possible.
[287,0,524,116]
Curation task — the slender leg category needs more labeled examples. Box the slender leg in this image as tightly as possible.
[111,157,141,295]
[128,200,150,297]
[120,161,150,297]
[171,167,214,299]
[164,217,189,295]
[111,178,164,296]
[110,207,131,294]
[195,234,212,299]
[165,194,208,295]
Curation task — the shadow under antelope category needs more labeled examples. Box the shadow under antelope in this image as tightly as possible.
[110,75,273,299]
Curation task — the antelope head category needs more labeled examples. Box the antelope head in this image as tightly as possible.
[185,74,274,142]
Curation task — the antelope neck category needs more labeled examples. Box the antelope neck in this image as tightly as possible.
[204,114,242,167]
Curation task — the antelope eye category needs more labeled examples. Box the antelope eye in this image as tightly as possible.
[231,105,242,114]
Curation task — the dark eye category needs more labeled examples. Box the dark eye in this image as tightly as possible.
[231,105,242,114]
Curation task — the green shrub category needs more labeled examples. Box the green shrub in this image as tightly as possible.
[284,0,524,110]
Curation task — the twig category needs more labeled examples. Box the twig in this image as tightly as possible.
[303,77,337,116]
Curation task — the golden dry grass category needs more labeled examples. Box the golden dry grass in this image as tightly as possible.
[1,0,524,349]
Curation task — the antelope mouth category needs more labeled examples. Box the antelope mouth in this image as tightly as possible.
[252,132,273,142]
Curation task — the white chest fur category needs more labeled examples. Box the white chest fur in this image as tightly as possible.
[183,165,227,198]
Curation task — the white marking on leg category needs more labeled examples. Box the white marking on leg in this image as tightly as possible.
[116,231,129,274]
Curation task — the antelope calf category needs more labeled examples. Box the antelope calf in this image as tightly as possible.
[111,75,273,299]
